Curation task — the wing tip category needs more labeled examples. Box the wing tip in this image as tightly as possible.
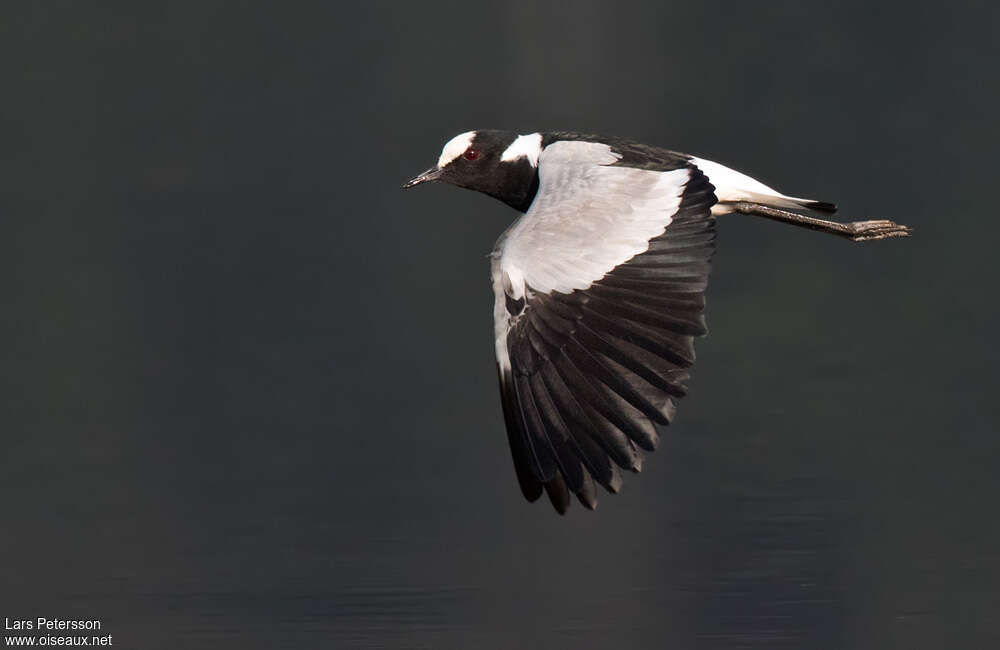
[544,477,571,514]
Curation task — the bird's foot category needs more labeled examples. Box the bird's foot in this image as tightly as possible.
[843,219,913,242]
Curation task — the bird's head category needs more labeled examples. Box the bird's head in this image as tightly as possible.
[403,130,542,212]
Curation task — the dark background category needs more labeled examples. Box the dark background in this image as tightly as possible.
[2,2,998,648]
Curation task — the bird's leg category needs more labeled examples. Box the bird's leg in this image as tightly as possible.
[730,201,912,242]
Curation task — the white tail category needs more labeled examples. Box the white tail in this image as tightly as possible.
[690,156,836,215]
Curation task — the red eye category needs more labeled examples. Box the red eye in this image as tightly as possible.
[463,149,480,161]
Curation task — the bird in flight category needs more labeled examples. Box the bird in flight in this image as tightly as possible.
[404,130,910,514]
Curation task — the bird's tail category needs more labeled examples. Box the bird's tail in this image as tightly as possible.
[689,156,837,214]
[738,191,837,214]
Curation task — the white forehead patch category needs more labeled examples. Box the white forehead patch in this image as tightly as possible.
[500,132,543,167]
[437,131,476,168]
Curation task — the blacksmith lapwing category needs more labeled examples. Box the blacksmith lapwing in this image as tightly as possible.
[404,130,910,514]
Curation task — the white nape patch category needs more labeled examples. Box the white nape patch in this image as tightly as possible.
[690,156,819,215]
[500,133,543,167]
[437,131,476,168]
[496,140,689,298]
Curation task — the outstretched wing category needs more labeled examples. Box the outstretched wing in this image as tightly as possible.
[491,139,717,513]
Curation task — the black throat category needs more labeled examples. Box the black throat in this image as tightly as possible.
[490,159,539,213]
